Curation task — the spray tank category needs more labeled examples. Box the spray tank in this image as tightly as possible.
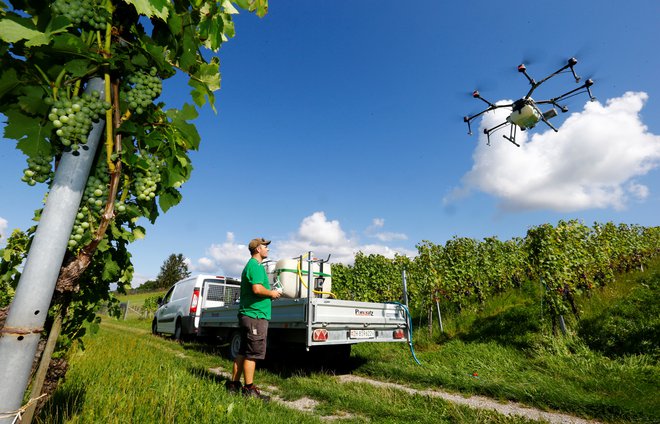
[269,255,334,298]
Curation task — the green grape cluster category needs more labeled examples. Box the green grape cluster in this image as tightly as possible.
[134,158,161,202]
[21,154,53,186]
[68,206,92,248]
[68,163,111,249]
[124,69,162,114]
[83,165,110,213]
[51,0,108,31]
[47,92,111,150]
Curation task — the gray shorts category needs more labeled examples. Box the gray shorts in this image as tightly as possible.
[238,314,269,360]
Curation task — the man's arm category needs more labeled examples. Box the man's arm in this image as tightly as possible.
[252,283,281,299]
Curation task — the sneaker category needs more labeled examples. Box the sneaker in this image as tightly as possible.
[225,380,242,394]
[241,385,271,401]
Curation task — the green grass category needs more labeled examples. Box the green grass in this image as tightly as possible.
[113,289,166,305]
[38,261,660,423]
[111,290,166,320]
[351,259,660,423]
[37,320,537,423]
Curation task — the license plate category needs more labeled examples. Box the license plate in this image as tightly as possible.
[350,329,375,339]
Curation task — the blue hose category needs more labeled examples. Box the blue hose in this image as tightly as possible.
[388,302,421,365]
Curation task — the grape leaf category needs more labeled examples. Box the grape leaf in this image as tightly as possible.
[221,14,235,39]
[101,253,120,281]
[123,0,170,21]
[197,60,221,92]
[51,33,96,58]
[222,0,239,14]
[65,59,93,78]
[179,31,197,70]
[18,85,47,115]
[132,226,145,240]
[3,107,52,156]
[0,18,42,43]
[0,68,20,100]
[158,188,182,212]
[188,78,210,109]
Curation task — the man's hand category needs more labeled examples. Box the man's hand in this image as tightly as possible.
[270,289,282,300]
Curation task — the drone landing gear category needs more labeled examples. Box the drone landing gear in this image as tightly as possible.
[483,121,509,146]
[502,124,520,147]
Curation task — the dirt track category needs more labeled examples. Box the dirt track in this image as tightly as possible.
[208,366,603,423]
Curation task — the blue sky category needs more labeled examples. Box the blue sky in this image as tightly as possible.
[1,1,659,284]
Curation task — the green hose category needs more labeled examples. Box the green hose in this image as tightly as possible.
[388,302,421,365]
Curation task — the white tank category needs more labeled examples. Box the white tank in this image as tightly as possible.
[270,258,332,298]
[507,102,541,129]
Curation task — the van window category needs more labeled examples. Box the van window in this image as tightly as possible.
[162,286,175,304]
[203,278,240,304]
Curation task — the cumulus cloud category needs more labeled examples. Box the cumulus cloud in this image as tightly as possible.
[446,92,660,212]
[0,217,7,244]
[192,232,251,277]
[190,213,416,276]
[279,212,415,263]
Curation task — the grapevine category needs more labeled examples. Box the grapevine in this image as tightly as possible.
[0,0,269,411]
[331,221,659,336]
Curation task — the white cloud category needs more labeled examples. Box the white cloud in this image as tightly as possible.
[0,217,7,244]
[192,232,251,277]
[446,92,660,212]
[189,213,416,277]
[129,272,152,288]
[366,218,408,242]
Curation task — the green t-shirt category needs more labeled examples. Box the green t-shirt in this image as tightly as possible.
[239,258,272,320]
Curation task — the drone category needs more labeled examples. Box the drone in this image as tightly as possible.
[463,57,595,147]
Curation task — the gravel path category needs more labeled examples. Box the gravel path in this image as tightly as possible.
[336,374,603,424]
[209,365,602,423]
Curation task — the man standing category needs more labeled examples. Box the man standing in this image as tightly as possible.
[226,237,281,399]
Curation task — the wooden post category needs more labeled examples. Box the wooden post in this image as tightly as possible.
[22,310,63,424]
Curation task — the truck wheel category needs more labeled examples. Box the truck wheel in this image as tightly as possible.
[173,319,182,342]
[229,330,242,359]
[152,319,159,336]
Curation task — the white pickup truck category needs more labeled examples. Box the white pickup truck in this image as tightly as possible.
[153,256,410,361]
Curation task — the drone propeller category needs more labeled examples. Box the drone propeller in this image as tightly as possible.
[516,50,544,68]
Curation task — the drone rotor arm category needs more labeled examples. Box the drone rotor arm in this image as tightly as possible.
[539,115,559,133]
[465,103,513,123]
[522,58,582,99]
[545,79,595,105]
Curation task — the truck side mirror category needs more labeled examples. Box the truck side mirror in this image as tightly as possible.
[157,297,163,306]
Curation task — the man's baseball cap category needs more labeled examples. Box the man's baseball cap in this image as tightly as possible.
[248,237,271,253]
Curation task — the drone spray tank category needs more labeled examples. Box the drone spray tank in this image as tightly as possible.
[506,98,541,130]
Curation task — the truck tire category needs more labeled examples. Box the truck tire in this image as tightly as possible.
[173,318,182,342]
[229,330,242,359]
[152,319,159,336]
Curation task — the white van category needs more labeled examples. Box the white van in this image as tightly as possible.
[152,274,240,340]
